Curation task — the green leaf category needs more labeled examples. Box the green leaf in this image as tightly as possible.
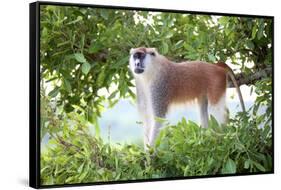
[174,40,184,49]
[77,162,85,173]
[209,115,219,128]
[111,56,129,68]
[72,105,85,113]
[252,161,266,172]
[89,42,102,54]
[97,69,106,86]
[80,34,85,51]
[155,129,166,148]
[246,40,255,49]
[48,86,60,97]
[222,158,236,174]
[183,165,190,176]
[100,10,109,20]
[97,168,105,175]
[161,42,169,54]
[74,53,87,63]
[63,79,71,92]
[115,157,119,170]
[81,62,91,75]
[66,15,83,25]
[244,159,250,169]
[65,176,74,183]
[208,54,216,62]
[257,19,265,40]
[251,24,258,39]
[165,31,174,39]
[94,123,100,138]
[108,90,118,100]
[78,171,88,181]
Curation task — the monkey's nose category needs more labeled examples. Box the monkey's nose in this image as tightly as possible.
[134,68,144,74]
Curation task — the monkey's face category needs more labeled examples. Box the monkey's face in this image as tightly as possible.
[129,47,157,75]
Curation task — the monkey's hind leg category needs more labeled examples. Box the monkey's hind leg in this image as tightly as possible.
[209,94,227,125]
[199,96,209,128]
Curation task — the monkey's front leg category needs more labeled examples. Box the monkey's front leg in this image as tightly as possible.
[143,114,153,149]
[139,98,154,149]
[148,94,168,147]
[135,81,152,149]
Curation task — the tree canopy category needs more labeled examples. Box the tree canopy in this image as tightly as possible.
[40,5,273,123]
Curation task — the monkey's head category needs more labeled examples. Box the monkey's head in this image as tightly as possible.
[129,47,159,75]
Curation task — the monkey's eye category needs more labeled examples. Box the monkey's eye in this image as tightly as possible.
[150,52,155,56]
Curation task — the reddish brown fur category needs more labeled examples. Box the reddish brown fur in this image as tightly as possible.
[132,47,154,54]
[135,47,147,53]
[215,61,229,69]
[215,61,236,79]
[157,60,227,105]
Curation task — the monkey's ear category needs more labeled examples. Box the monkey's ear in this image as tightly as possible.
[130,48,135,54]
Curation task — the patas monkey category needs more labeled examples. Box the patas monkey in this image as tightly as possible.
[129,47,245,148]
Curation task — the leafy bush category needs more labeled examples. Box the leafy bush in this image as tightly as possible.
[41,97,272,185]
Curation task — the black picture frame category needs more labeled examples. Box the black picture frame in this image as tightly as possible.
[29,1,274,189]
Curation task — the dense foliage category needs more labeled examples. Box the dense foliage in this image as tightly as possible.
[40,5,273,185]
[41,95,272,185]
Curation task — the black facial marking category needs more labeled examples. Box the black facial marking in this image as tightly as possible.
[133,51,146,74]
[134,68,144,74]
[133,52,146,59]
[150,52,155,56]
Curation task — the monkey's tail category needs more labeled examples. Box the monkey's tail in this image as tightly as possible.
[216,62,246,112]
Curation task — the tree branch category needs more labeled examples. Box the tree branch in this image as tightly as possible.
[228,67,272,88]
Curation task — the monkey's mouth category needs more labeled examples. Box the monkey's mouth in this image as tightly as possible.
[134,68,144,74]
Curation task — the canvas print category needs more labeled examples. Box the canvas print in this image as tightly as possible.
[35,2,273,187]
